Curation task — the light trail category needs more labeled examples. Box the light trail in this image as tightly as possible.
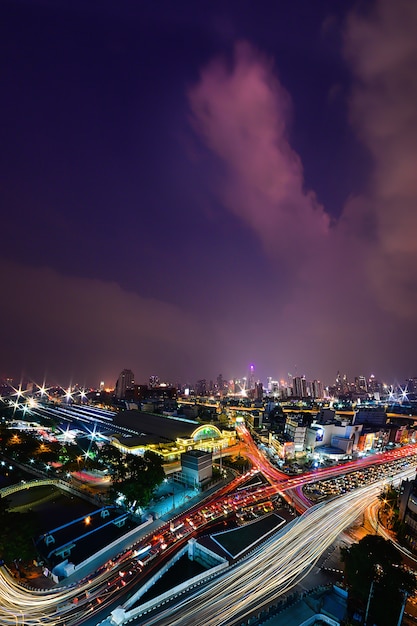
[1,424,416,625]
[0,561,129,626]
[130,467,417,626]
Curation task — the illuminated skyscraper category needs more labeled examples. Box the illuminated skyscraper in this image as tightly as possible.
[248,364,255,390]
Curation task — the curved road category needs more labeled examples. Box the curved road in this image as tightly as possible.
[1,427,417,625]
[133,468,417,626]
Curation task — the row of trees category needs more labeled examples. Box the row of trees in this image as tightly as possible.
[100,445,165,507]
[0,427,165,505]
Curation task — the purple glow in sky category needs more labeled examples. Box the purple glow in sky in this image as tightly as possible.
[1,0,417,387]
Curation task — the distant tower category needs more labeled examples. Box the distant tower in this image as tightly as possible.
[195,379,207,396]
[216,374,224,395]
[115,369,135,399]
[255,382,263,402]
[248,364,255,390]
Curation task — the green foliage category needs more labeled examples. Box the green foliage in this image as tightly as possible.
[341,535,417,625]
[0,498,39,563]
[378,485,398,509]
[112,450,165,508]
[218,412,229,425]
[222,454,250,473]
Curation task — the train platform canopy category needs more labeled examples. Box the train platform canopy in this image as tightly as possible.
[112,410,200,442]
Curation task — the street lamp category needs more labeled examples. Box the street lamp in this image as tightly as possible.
[365,564,382,626]
[397,590,409,626]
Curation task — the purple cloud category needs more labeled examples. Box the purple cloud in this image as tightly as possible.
[188,42,330,261]
[186,8,417,381]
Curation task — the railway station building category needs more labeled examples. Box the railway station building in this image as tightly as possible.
[108,409,235,462]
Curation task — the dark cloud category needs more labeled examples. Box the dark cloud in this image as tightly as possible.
[186,4,417,383]
[0,260,210,387]
[1,0,416,387]
[344,0,417,319]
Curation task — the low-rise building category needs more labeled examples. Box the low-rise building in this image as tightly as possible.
[180,449,213,488]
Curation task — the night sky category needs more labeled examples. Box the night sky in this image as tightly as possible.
[1,0,417,388]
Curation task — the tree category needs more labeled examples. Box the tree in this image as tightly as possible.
[0,496,39,563]
[378,485,399,529]
[218,412,229,425]
[112,450,165,509]
[341,535,417,625]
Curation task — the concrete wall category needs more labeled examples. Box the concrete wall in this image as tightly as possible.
[188,538,227,569]
[109,541,229,625]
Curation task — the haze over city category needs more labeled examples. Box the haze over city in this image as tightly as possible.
[1,0,417,387]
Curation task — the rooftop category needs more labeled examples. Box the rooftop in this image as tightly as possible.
[113,409,199,442]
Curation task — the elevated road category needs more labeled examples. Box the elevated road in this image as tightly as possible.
[1,427,417,625]
[127,469,417,626]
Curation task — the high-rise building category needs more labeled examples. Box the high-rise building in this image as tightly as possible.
[115,369,135,399]
[311,380,323,399]
[216,374,224,395]
[358,376,367,392]
[407,378,417,395]
[367,375,381,397]
[248,364,255,390]
[267,377,279,396]
[255,382,263,402]
[195,379,207,396]
[293,376,307,398]
[335,371,350,396]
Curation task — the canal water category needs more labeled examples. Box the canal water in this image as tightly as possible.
[1,460,139,568]
[5,484,96,529]
[7,484,140,566]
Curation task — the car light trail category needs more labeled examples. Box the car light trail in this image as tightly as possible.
[1,424,416,626]
[130,467,416,626]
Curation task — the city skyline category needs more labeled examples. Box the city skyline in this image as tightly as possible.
[1,368,415,400]
[1,1,417,386]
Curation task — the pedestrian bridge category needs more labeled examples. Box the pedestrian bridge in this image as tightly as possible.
[0,478,60,498]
